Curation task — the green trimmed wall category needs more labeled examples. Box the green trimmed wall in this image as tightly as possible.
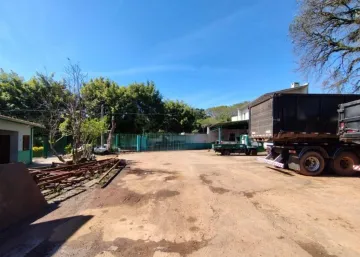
[18,150,31,164]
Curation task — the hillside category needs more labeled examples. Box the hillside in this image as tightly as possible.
[200,101,249,126]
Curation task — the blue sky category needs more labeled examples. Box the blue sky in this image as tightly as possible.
[0,0,322,108]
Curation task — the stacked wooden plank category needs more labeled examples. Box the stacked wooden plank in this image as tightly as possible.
[29,158,125,198]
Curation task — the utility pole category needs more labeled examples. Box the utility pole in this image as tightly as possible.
[101,104,104,147]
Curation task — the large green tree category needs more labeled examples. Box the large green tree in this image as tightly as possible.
[0,70,39,120]
[162,100,204,133]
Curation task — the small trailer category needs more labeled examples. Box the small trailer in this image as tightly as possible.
[251,93,360,176]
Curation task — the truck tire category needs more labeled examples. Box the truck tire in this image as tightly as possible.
[299,151,325,176]
[224,150,231,156]
[245,150,250,156]
[332,152,359,176]
[250,149,257,156]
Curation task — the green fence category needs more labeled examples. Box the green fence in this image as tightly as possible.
[35,136,70,158]
[113,133,212,152]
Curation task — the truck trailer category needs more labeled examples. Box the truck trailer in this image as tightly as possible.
[252,93,360,176]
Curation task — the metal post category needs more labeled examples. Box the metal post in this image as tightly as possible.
[218,127,221,143]
[101,104,104,147]
[30,128,33,163]
[136,135,141,152]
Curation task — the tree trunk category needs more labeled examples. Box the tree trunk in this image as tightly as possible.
[49,141,65,162]
[106,116,116,151]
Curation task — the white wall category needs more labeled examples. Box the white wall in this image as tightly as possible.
[0,119,31,151]
[231,108,249,121]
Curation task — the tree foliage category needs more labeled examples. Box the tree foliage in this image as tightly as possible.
[0,65,234,158]
[290,0,360,93]
[200,101,249,126]
[162,100,205,133]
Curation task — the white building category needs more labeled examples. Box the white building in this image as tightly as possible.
[0,114,44,164]
[231,106,249,122]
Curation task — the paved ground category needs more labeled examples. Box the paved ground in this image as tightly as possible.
[1,150,360,257]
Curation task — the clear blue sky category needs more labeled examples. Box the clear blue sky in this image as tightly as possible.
[0,0,322,109]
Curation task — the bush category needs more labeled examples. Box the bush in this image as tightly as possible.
[65,144,72,154]
[32,146,44,157]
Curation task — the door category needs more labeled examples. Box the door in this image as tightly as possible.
[0,135,11,164]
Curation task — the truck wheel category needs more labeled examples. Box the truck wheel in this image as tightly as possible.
[245,150,250,156]
[299,151,325,176]
[224,150,230,156]
[251,150,258,156]
[332,152,359,176]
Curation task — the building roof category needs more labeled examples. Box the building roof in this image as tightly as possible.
[0,114,45,128]
[249,84,309,108]
[210,120,248,130]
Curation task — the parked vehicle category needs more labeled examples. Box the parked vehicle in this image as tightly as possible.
[252,93,360,176]
[213,135,259,156]
[338,99,360,172]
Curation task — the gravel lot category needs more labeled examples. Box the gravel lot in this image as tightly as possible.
[1,150,360,257]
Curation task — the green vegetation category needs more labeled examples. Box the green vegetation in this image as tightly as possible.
[200,101,249,126]
[32,146,44,158]
[1,68,244,135]
[0,65,249,160]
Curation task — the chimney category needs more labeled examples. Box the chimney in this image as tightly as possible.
[291,82,300,88]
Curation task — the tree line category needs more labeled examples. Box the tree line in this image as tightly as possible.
[1,62,247,160]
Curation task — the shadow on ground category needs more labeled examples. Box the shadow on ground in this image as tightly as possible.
[0,214,93,257]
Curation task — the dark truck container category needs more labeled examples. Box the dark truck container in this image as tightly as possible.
[338,99,360,172]
[338,99,360,144]
[251,93,360,176]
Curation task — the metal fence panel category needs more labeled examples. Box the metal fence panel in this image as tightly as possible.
[108,133,212,152]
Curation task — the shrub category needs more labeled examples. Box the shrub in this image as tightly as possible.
[65,143,72,154]
[32,146,44,157]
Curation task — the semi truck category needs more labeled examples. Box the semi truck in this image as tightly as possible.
[252,93,360,176]
[338,99,360,171]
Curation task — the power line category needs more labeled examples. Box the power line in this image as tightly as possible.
[0,109,192,117]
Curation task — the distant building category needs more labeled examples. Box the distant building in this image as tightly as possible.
[0,115,44,164]
[231,106,249,122]
[231,82,309,122]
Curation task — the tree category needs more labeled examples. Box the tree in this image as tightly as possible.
[80,118,107,146]
[82,77,122,149]
[62,60,87,163]
[0,70,38,119]
[290,0,360,93]
[29,73,69,162]
[126,81,164,133]
[162,100,200,133]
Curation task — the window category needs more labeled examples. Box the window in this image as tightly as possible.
[23,135,30,151]
[229,133,236,141]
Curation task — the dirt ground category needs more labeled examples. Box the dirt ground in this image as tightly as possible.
[1,150,360,257]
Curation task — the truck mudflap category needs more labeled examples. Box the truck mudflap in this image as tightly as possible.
[257,154,284,169]
[354,165,360,172]
[287,155,300,172]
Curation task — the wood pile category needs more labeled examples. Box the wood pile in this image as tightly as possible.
[29,158,126,199]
